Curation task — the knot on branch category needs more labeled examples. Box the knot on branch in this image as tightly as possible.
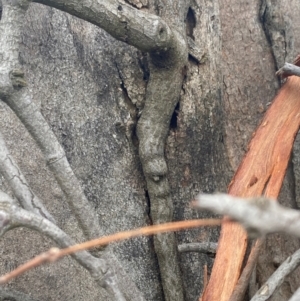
[143,156,168,179]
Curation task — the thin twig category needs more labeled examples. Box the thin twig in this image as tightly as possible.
[0,192,143,300]
[250,247,300,301]
[229,238,265,301]
[0,219,221,284]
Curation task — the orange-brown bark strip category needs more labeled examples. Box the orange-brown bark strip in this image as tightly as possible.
[202,75,300,301]
[0,219,221,284]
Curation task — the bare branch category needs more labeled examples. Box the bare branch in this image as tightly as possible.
[276,63,300,78]
[194,194,300,301]
[2,92,102,239]
[135,10,188,299]
[0,218,222,284]
[31,1,201,63]
[0,131,55,222]
[194,194,300,238]
[0,192,146,301]
[0,0,102,240]
[0,0,152,301]
[178,242,217,254]
[0,194,107,277]
[32,0,172,53]
[250,247,300,301]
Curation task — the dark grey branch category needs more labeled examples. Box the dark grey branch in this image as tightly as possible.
[194,194,300,238]
[33,0,173,53]
[136,29,187,301]
[276,63,300,78]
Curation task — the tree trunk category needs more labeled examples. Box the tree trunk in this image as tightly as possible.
[0,0,299,300]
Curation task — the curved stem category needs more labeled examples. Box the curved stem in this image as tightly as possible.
[0,0,102,241]
[0,2,145,300]
[137,30,187,301]
[0,192,143,301]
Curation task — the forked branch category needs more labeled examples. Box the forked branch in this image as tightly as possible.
[0,191,145,301]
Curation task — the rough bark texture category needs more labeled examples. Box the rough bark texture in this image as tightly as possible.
[202,72,300,301]
[220,1,300,300]
[0,0,300,301]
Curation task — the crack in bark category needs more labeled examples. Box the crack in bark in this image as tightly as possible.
[115,62,139,144]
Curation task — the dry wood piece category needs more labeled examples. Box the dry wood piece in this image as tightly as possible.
[201,73,300,301]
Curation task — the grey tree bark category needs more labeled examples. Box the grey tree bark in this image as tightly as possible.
[0,0,300,301]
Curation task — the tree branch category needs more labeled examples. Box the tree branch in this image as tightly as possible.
[194,194,300,238]
[250,246,300,301]
[32,0,173,53]
[0,0,102,241]
[136,18,188,301]
[276,63,300,78]
[202,73,300,301]
[195,194,300,301]
[0,131,55,223]
[0,191,145,301]
[2,91,102,239]
[0,218,221,282]
[229,238,265,301]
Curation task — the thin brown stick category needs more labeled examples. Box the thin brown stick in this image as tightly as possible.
[229,238,265,301]
[0,219,221,284]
